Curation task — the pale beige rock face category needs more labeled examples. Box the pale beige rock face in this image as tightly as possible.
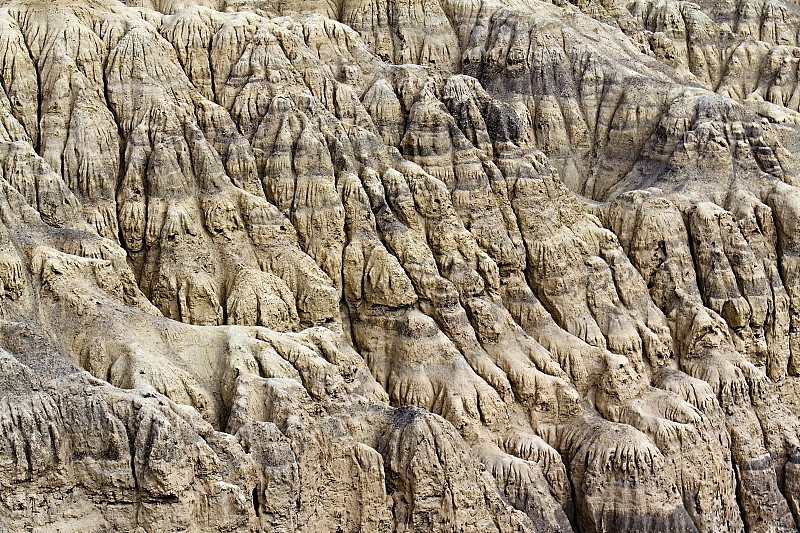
[3,0,800,531]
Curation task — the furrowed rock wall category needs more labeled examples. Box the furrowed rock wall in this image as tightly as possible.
[2,0,800,531]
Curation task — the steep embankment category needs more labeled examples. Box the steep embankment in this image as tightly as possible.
[1,0,800,531]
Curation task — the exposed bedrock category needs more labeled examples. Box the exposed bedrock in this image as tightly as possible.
[2,0,800,531]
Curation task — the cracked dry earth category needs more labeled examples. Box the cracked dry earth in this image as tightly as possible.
[6,0,800,532]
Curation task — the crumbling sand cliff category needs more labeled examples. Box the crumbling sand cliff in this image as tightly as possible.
[2,0,800,531]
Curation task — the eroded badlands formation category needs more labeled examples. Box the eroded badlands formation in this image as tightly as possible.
[3,0,800,530]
